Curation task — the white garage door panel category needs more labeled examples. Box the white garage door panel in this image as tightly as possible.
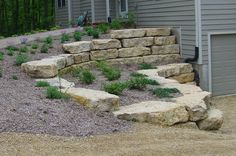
[211,34,236,96]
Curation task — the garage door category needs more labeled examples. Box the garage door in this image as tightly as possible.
[210,34,236,96]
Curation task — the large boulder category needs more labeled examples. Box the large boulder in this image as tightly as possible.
[197,109,223,130]
[110,29,146,39]
[21,60,58,78]
[118,47,151,58]
[114,101,189,126]
[145,28,171,37]
[74,52,90,64]
[170,73,195,84]
[143,54,180,65]
[152,44,180,55]
[121,37,154,48]
[154,36,176,45]
[43,56,66,70]
[92,39,121,50]
[157,63,193,78]
[175,91,211,121]
[63,88,120,112]
[90,49,118,61]
[63,41,92,53]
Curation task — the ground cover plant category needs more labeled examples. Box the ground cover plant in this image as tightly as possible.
[96,61,121,81]
[74,31,82,41]
[40,44,49,53]
[15,54,29,66]
[19,46,28,53]
[0,52,4,61]
[152,88,180,98]
[138,63,157,70]
[46,86,69,100]
[36,81,50,87]
[104,82,128,95]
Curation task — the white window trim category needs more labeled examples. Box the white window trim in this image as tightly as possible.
[119,0,128,18]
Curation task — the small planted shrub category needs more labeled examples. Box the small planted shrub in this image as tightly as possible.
[130,72,147,78]
[144,79,160,85]
[96,61,121,81]
[85,26,94,36]
[40,44,49,53]
[127,77,148,90]
[98,23,110,34]
[91,29,99,39]
[0,52,4,61]
[110,19,123,30]
[7,50,14,56]
[104,82,128,95]
[73,31,82,41]
[6,46,18,51]
[16,54,29,66]
[72,67,82,77]
[79,69,96,84]
[138,63,156,70]
[19,46,28,53]
[152,88,180,98]
[46,86,68,100]
[31,43,38,49]
[61,33,70,43]
[44,36,53,45]
[12,75,18,80]
[36,81,50,87]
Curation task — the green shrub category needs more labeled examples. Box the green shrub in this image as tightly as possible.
[72,67,82,77]
[152,88,180,98]
[144,79,160,85]
[36,81,50,87]
[127,77,148,90]
[130,72,147,78]
[85,26,94,36]
[44,36,53,45]
[73,31,82,41]
[110,19,123,30]
[40,44,49,53]
[16,54,29,66]
[7,50,14,56]
[46,86,69,100]
[124,12,136,28]
[104,82,128,95]
[79,69,96,84]
[61,34,70,43]
[19,46,28,53]
[6,46,18,51]
[91,29,99,38]
[0,52,4,61]
[138,63,156,70]
[96,61,121,81]
[12,75,18,80]
[31,43,38,49]
[98,23,110,34]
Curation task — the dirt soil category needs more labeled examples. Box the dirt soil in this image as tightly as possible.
[0,35,131,137]
[0,96,236,156]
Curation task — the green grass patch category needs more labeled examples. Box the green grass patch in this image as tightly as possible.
[15,54,29,66]
[96,61,121,81]
[152,88,180,98]
[127,77,159,90]
[46,86,69,100]
[138,63,156,70]
[36,81,50,87]
[104,82,128,95]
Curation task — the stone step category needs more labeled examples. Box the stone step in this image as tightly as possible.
[36,77,75,89]
[62,88,120,112]
[197,109,223,130]
[113,101,189,126]
[156,63,193,78]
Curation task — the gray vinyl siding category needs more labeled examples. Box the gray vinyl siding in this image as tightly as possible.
[201,0,236,64]
[110,0,117,19]
[210,34,236,96]
[94,0,106,22]
[55,0,69,27]
[80,0,92,21]
[128,0,196,59]
[72,0,80,21]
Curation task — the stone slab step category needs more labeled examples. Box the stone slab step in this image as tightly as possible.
[157,63,193,78]
[113,101,189,126]
[36,77,75,89]
[62,88,120,112]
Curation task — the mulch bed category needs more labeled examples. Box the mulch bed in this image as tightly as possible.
[0,34,131,137]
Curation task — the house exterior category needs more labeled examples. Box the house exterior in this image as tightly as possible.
[55,0,236,96]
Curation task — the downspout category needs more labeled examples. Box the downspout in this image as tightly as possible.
[68,0,72,27]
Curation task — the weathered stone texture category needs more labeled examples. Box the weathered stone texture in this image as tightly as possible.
[118,47,151,58]
[63,41,92,53]
[145,28,171,37]
[154,36,176,45]
[152,44,180,55]
[74,52,90,64]
[110,29,146,39]
[92,39,121,50]
[122,37,154,48]
[143,54,180,65]
[91,49,118,61]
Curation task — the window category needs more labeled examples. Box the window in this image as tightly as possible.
[119,0,128,18]
[58,0,66,8]
[120,0,126,12]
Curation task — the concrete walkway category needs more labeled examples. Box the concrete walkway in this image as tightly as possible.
[0,28,77,49]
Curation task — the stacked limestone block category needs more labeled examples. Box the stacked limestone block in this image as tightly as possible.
[22,28,181,78]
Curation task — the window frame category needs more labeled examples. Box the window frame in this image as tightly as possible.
[58,0,66,8]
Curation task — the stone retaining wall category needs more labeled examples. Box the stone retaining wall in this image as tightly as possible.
[22,28,181,78]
